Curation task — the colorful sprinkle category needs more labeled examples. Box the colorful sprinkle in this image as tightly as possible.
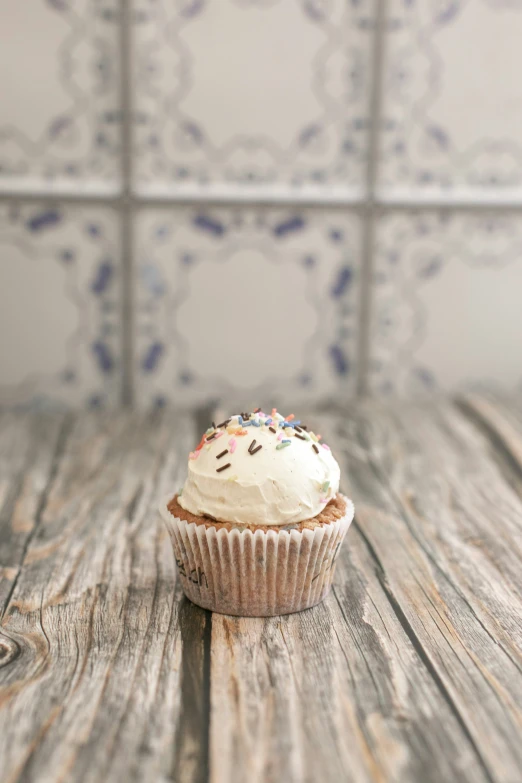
[251,419,261,427]
[254,407,261,413]
[238,415,243,425]
[321,481,330,492]
[227,474,238,482]
[243,421,252,427]
[265,418,272,425]
[216,462,231,473]
[276,442,291,450]
[310,432,318,442]
[282,439,291,443]
[229,438,237,453]
[277,432,283,441]
[322,443,331,450]
[271,408,277,418]
[285,414,295,422]
[189,450,200,460]
[235,429,248,436]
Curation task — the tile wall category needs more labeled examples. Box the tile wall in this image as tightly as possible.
[1,0,522,408]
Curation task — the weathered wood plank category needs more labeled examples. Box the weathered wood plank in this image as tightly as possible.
[210,530,491,783]
[208,405,517,783]
[460,392,522,477]
[0,412,68,617]
[2,402,521,783]
[0,410,207,783]
[317,401,522,782]
[209,401,522,783]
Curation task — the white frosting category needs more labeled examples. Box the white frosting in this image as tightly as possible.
[178,413,341,526]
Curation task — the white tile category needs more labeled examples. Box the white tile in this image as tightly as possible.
[0,203,121,408]
[135,206,361,407]
[133,0,374,195]
[370,211,522,396]
[379,1,522,199]
[0,0,120,191]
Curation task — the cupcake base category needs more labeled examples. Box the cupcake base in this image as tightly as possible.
[160,494,354,616]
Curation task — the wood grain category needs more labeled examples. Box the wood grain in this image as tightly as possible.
[0,412,68,618]
[209,401,522,783]
[0,410,209,783]
[320,400,522,782]
[1,401,521,783]
[460,392,522,479]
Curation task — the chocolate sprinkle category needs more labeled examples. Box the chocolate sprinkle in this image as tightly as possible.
[248,439,257,453]
[269,427,276,433]
[206,432,217,441]
[294,425,303,433]
[295,434,306,441]
[217,418,231,428]
[216,462,231,473]
[216,449,228,459]
[313,443,319,453]
[250,444,262,455]
[212,421,216,429]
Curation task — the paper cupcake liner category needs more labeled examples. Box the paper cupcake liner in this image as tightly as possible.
[159,495,354,616]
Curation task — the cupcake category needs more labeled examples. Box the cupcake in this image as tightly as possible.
[160,409,354,616]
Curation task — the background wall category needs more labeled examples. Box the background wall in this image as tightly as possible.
[1,0,522,409]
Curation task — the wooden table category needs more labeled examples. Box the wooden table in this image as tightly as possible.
[0,397,521,783]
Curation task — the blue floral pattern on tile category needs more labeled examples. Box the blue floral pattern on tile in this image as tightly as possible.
[0,203,120,409]
[134,0,374,190]
[135,207,360,407]
[0,0,120,185]
[371,211,522,396]
[380,0,522,195]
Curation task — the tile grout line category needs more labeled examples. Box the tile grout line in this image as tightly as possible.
[2,188,522,210]
[2,189,522,210]
[356,0,387,397]
[119,0,134,407]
